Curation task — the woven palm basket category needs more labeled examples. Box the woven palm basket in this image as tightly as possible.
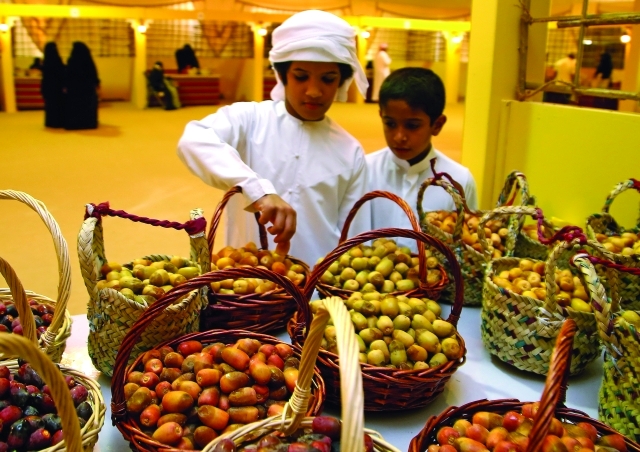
[290,227,466,412]
[0,256,105,451]
[78,203,210,377]
[111,266,325,452]
[585,179,640,310]
[0,190,72,363]
[481,206,614,376]
[315,190,447,301]
[409,318,640,452]
[204,295,400,451]
[572,252,640,442]
[202,186,310,332]
[418,171,529,306]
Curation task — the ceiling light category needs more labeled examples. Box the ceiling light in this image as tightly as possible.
[0,24,8,33]
[621,33,631,43]
[360,30,370,39]
[583,39,593,45]
[137,24,147,33]
[451,34,463,44]
[258,27,268,36]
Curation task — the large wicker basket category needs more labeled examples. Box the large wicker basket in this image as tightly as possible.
[409,318,640,452]
[585,178,640,310]
[111,266,324,452]
[290,227,466,411]
[202,186,310,332]
[77,202,210,377]
[417,171,529,306]
[315,190,447,301]
[481,206,614,376]
[204,295,400,451]
[0,256,105,451]
[571,252,640,442]
[0,190,73,363]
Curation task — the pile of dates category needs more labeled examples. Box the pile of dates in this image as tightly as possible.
[0,299,56,339]
[0,361,92,451]
[125,338,302,449]
[211,415,375,452]
[426,402,626,452]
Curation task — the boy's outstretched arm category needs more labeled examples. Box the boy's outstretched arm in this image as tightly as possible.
[252,194,297,256]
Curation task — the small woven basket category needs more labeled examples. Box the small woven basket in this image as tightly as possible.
[417,171,529,306]
[202,186,310,332]
[571,252,640,441]
[481,206,613,376]
[0,190,73,363]
[77,203,210,377]
[0,256,105,452]
[291,227,466,411]
[315,190,447,301]
[204,295,400,451]
[585,178,640,310]
[111,266,325,452]
[409,318,640,452]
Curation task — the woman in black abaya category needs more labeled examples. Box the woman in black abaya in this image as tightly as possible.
[65,41,100,130]
[41,42,66,128]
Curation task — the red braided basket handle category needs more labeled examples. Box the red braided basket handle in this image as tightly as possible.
[111,266,310,422]
[304,228,464,327]
[339,190,426,281]
[207,186,269,255]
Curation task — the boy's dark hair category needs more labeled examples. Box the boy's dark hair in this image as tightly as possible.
[272,61,354,87]
[379,67,445,124]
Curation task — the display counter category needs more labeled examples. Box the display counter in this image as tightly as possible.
[149,74,220,107]
[61,305,603,451]
[14,76,44,110]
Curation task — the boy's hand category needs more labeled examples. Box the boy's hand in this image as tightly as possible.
[252,194,296,256]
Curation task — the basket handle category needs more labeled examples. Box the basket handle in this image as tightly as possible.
[600,179,640,229]
[417,177,468,243]
[304,228,464,326]
[110,266,311,422]
[0,256,38,346]
[495,171,531,208]
[477,205,541,262]
[0,190,71,358]
[0,334,83,451]
[526,319,577,452]
[338,190,426,281]
[207,186,269,256]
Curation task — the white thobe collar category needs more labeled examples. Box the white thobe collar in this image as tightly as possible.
[390,146,437,176]
[275,100,329,127]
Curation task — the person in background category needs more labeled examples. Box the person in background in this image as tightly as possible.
[176,44,200,74]
[29,57,44,74]
[64,41,100,130]
[366,67,478,252]
[545,52,576,104]
[177,10,370,266]
[372,42,391,102]
[148,61,181,110]
[592,52,613,88]
[40,42,66,129]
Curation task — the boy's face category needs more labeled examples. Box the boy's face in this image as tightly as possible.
[380,99,446,162]
[284,61,341,121]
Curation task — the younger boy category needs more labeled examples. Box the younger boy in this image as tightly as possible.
[366,67,478,248]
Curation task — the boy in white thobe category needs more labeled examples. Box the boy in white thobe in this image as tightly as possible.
[366,67,478,251]
[177,10,370,267]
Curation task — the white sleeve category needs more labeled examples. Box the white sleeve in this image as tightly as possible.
[338,149,371,237]
[176,104,276,210]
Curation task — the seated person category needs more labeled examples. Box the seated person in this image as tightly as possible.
[366,67,478,251]
[176,44,200,74]
[148,61,181,110]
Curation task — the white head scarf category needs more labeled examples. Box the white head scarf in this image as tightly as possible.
[268,10,369,102]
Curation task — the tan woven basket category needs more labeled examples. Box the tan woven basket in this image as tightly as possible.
[291,227,466,411]
[315,190,448,301]
[0,190,72,363]
[0,256,105,452]
[417,171,529,306]
[409,318,640,452]
[111,266,325,452]
[481,206,614,376]
[204,295,400,451]
[202,186,310,332]
[77,203,210,377]
[585,178,640,310]
[571,252,640,442]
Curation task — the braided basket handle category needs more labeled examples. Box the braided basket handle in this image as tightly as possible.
[496,171,531,208]
[0,190,71,355]
[417,177,468,242]
[0,334,83,451]
[207,186,269,255]
[477,206,541,262]
[339,190,426,281]
[0,257,38,346]
[304,228,464,326]
[601,179,640,229]
[527,319,577,452]
[110,266,311,422]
